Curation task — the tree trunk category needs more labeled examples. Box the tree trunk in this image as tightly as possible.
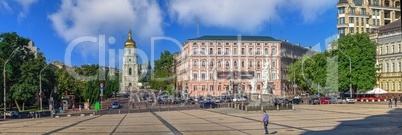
[22,102,25,112]
[14,100,21,112]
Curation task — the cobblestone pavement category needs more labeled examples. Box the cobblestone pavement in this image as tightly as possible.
[0,103,401,135]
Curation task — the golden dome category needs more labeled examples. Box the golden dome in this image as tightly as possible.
[124,30,136,48]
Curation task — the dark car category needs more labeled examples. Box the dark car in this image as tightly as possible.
[275,98,288,105]
[308,98,320,105]
[290,98,301,104]
[200,102,219,108]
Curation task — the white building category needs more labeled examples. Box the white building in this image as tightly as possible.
[120,30,139,93]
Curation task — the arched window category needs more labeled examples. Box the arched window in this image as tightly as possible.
[128,68,132,75]
[129,83,132,86]
[193,60,198,66]
[234,61,238,67]
[210,60,214,67]
[241,61,245,67]
[226,61,230,67]
[218,61,222,67]
[249,60,253,67]
[257,61,260,67]
[272,60,276,67]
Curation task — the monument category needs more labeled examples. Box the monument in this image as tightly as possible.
[247,60,275,107]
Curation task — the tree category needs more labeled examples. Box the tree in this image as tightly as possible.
[148,50,176,94]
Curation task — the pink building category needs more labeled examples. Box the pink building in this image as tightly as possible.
[174,36,311,98]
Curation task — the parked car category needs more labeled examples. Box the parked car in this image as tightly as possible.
[320,98,330,104]
[214,97,223,103]
[222,97,232,103]
[111,102,120,109]
[275,98,288,105]
[200,102,219,108]
[345,97,356,104]
[308,98,320,105]
[290,98,301,104]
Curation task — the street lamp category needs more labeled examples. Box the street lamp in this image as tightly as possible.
[40,60,53,111]
[3,47,20,119]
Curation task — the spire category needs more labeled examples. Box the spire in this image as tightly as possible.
[128,30,132,39]
[124,29,136,48]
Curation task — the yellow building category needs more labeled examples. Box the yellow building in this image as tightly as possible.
[337,0,401,38]
[375,19,402,94]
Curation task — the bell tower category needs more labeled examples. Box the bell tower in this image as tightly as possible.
[121,30,139,93]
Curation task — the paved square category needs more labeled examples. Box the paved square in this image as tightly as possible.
[0,103,401,135]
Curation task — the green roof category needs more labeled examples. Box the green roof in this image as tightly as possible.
[188,35,279,41]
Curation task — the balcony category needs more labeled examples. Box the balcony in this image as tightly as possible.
[337,23,348,28]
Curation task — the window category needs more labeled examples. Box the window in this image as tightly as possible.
[209,72,214,80]
[209,48,213,54]
[361,18,364,26]
[349,17,354,23]
[201,47,205,55]
[128,49,131,54]
[210,60,214,67]
[249,48,253,55]
[349,8,355,14]
[362,8,366,15]
[356,17,359,26]
[350,27,354,33]
[393,82,395,90]
[234,61,238,67]
[218,85,221,91]
[225,61,230,67]
[193,60,198,66]
[193,73,198,80]
[392,63,395,72]
[264,48,268,55]
[256,48,261,55]
[128,68,132,75]
[129,59,131,62]
[225,47,230,55]
[201,73,206,80]
[241,48,245,54]
[399,44,401,52]
[257,85,260,90]
[201,42,205,45]
[386,82,389,90]
[386,63,389,72]
[338,7,345,14]
[386,46,388,54]
[234,47,238,55]
[202,60,206,67]
[353,0,362,6]
[377,19,380,25]
[339,17,345,24]
[193,85,197,91]
[257,73,261,79]
[366,18,369,24]
[272,71,277,80]
[380,47,382,54]
[241,61,245,67]
[272,60,276,67]
[272,48,277,55]
[257,61,261,68]
[356,28,359,33]
[400,62,401,72]
[218,48,222,55]
[202,85,206,91]
[392,45,395,53]
[210,85,214,91]
[193,47,198,55]
[249,60,253,67]
[218,61,222,67]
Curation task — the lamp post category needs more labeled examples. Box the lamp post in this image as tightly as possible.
[3,47,20,119]
[40,60,52,111]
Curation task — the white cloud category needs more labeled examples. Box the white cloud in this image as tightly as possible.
[288,0,338,23]
[48,0,164,58]
[168,0,337,32]
[168,0,283,33]
[0,1,12,13]
[14,0,38,21]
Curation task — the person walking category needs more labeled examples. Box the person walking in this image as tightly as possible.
[262,110,269,134]
[388,99,392,108]
[394,97,398,107]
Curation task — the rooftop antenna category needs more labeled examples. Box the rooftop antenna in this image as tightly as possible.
[270,16,272,36]
[196,17,200,37]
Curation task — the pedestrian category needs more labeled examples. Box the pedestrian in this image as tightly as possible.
[394,97,398,107]
[72,104,75,111]
[59,106,63,114]
[388,99,392,108]
[261,110,269,134]
[79,105,82,112]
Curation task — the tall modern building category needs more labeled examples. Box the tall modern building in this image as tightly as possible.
[337,0,401,38]
[374,19,401,94]
[120,30,139,93]
[174,36,312,98]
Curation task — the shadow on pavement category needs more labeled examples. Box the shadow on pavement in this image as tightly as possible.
[300,108,402,135]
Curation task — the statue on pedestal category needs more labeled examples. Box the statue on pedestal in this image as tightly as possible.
[262,60,271,94]
[248,77,257,94]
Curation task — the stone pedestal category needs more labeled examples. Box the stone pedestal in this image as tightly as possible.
[248,93,261,106]
[261,94,275,106]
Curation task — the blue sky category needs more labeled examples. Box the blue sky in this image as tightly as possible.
[0,0,338,69]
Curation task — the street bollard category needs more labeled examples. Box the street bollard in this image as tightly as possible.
[119,110,121,114]
[277,105,279,111]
